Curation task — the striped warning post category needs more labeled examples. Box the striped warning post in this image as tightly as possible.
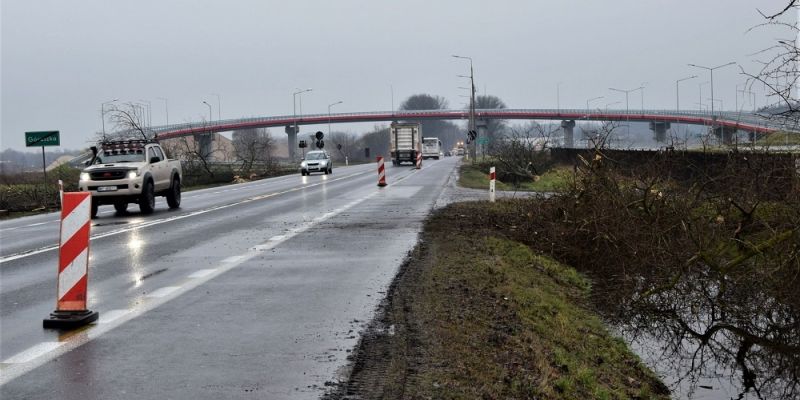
[43,191,99,329]
[489,166,496,203]
[415,152,422,169]
[377,156,387,187]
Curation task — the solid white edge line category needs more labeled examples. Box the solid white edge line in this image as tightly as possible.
[145,286,181,298]
[187,269,217,279]
[2,342,63,364]
[98,309,131,324]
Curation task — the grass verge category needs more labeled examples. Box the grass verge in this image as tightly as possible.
[327,202,668,399]
[458,163,570,192]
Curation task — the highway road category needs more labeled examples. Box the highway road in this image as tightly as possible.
[0,156,461,399]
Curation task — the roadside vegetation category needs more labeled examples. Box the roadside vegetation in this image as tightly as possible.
[328,203,669,399]
[459,161,570,192]
[333,143,799,399]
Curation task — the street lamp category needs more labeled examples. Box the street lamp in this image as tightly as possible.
[202,101,212,122]
[100,98,118,137]
[211,93,221,121]
[452,54,476,158]
[327,100,343,136]
[699,81,710,112]
[157,97,169,126]
[676,75,698,110]
[586,96,604,110]
[293,88,313,149]
[557,81,563,112]
[639,82,647,111]
[138,99,152,129]
[688,61,737,118]
[707,98,723,111]
[737,87,756,112]
[609,87,641,136]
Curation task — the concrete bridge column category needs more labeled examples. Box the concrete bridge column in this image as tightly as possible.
[649,121,671,143]
[476,120,488,157]
[713,126,738,146]
[194,133,214,157]
[561,120,576,147]
[285,125,298,160]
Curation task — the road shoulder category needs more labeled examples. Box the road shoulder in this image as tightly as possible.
[324,202,669,399]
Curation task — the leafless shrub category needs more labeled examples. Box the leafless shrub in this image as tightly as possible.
[494,147,799,397]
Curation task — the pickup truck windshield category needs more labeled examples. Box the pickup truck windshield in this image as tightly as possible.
[306,153,327,160]
[95,149,145,164]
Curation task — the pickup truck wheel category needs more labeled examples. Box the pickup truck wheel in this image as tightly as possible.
[166,177,181,209]
[139,180,155,214]
[114,202,127,213]
[91,199,99,219]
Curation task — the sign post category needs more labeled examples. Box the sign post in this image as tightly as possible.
[25,131,60,209]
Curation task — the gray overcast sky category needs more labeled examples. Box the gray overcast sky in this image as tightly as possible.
[1,0,796,151]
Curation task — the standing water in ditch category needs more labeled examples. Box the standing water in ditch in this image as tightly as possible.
[501,149,800,399]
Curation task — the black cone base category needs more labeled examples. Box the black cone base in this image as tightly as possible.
[43,310,99,330]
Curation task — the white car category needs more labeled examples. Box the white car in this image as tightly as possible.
[300,151,332,175]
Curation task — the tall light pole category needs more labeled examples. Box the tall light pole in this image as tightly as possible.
[609,87,639,136]
[327,100,343,136]
[639,82,647,111]
[211,93,221,121]
[688,62,736,118]
[452,55,475,158]
[100,98,118,137]
[676,75,697,110]
[138,99,152,130]
[202,101,212,122]
[699,81,710,112]
[557,81,563,112]
[157,97,169,126]
[586,96,604,110]
[293,88,313,147]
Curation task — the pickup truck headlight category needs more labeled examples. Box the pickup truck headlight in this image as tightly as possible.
[80,172,90,181]
[127,170,139,179]
[300,161,307,168]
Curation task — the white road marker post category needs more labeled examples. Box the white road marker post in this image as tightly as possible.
[489,166,496,202]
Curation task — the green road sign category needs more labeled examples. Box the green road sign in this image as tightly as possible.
[25,131,60,147]
[476,137,489,145]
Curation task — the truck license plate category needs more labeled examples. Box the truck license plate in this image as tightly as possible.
[97,186,118,192]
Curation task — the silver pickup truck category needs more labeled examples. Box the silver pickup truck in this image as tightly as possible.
[78,140,182,218]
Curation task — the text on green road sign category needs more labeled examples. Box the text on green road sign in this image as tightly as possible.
[25,131,60,147]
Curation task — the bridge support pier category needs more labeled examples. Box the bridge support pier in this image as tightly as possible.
[285,125,299,160]
[476,120,488,157]
[194,133,214,157]
[713,126,738,146]
[561,120,576,147]
[649,121,671,143]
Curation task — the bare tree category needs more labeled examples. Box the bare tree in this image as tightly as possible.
[104,102,154,141]
[743,2,799,128]
[488,121,560,188]
[232,128,275,175]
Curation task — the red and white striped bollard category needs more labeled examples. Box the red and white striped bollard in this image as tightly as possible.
[377,156,387,187]
[43,191,99,329]
[415,152,422,169]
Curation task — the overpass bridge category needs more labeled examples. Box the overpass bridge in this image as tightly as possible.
[149,109,795,158]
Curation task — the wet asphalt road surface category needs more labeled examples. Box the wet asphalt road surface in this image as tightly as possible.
[0,157,461,399]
